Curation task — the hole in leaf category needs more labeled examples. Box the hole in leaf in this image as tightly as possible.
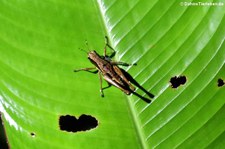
[217,78,224,87]
[59,114,98,133]
[170,75,187,88]
[30,132,36,137]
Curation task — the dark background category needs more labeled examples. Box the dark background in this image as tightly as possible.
[0,114,8,149]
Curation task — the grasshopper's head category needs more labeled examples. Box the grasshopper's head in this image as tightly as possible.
[88,50,101,61]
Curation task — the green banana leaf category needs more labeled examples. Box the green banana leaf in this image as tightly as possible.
[0,0,225,148]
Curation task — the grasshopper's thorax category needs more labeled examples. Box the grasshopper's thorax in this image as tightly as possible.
[88,51,115,75]
[88,50,108,68]
[88,51,104,65]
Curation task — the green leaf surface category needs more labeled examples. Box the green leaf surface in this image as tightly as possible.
[0,0,225,149]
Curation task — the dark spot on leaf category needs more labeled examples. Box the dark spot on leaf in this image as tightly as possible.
[59,114,98,133]
[30,132,36,137]
[217,78,224,87]
[170,75,187,88]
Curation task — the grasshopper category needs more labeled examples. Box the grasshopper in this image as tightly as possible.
[74,36,154,103]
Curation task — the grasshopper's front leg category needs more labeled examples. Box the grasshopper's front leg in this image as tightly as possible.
[104,36,116,58]
[74,67,98,74]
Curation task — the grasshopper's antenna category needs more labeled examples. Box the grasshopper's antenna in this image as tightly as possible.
[79,48,88,54]
[85,40,91,52]
[78,39,91,54]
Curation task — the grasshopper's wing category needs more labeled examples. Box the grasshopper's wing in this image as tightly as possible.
[112,66,136,91]
[103,74,131,95]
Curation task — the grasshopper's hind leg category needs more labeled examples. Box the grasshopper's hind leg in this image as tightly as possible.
[99,73,113,97]
[98,71,105,97]
[102,83,112,91]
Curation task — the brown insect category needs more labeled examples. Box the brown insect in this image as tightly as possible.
[74,37,154,103]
